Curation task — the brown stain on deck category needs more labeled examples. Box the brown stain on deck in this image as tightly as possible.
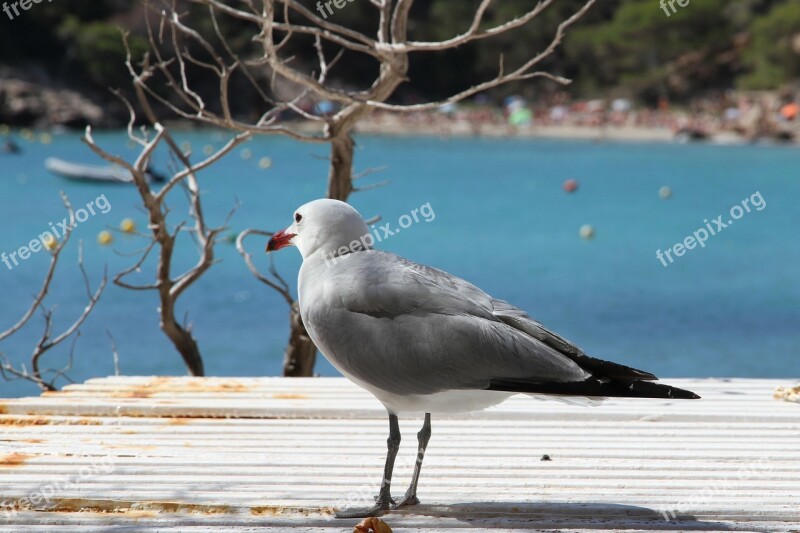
[111,390,152,399]
[0,417,101,426]
[107,378,252,399]
[0,496,331,517]
[0,417,49,426]
[104,444,157,451]
[250,505,335,517]
[46,498,236,515]
[272,393,309,400]
[76,418,102,425]
[0,452,32,467]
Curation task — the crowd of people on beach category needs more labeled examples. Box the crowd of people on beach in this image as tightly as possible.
[3,89,798,146]
[355,89,800,142]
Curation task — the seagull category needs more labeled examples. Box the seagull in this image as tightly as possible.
[267,199,700,518]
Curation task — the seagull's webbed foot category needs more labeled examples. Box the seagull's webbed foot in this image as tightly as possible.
[335,498,392,519]
[390,491,420,509]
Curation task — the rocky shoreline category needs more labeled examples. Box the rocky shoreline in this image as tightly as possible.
[0,70,108,129]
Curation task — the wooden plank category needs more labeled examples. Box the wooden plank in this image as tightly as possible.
[0,377,798,532]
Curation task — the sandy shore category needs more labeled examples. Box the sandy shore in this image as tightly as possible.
[352,119,673,142]
[166,117,790,144]
[348,119,770,144]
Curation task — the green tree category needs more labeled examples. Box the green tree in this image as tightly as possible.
[58,17,148,89]
[740,1,800,89]
[565,0,745,102]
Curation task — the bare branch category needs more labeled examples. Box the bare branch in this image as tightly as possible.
[353,179,390,193]
[83,71,254,376]
[379,0,555,52]
[271,0,378,48]
[353,165,388,180]
[368,0,596,112]
[112,239,159,291]
[235,229,294,306]
[107,330,121,377]
[0,196,107,391]
[30,242,107,384]
[0,192,76,343]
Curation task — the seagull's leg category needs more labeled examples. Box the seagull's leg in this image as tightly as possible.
[336,413,401,519]
[393,412,431,508]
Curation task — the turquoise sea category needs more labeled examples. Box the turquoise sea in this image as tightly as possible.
[1,132,798,398]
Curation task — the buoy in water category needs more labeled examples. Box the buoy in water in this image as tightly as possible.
[563,179,579,193]
[659,186,672,199]
[203,144,214,155]
[120,218,136,234]
[241,148,252,160]
[258,157,272,169]
[97,230,113,246]
[42,234,57,251]
[579,224,595,240]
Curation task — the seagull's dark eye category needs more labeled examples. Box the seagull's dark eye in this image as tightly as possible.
[295,213,302,223]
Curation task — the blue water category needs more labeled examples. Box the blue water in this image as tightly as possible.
[1,132,798,398]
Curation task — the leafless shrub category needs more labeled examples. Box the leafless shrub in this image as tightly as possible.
[0,193,107,391]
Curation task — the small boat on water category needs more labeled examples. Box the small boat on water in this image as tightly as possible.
[45,157,166,184]
[1,139,21,154]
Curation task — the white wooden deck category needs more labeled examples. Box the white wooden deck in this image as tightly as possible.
[1,377,798,532]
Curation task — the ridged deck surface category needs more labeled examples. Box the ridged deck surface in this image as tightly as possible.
[0,377,798,532]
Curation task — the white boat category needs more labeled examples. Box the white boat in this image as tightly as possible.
[45,158,167,184]
[45,157,135,183]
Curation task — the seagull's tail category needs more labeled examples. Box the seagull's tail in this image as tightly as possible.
[487,377,700,400]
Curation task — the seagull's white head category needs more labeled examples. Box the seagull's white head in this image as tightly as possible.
[266,199,371,260]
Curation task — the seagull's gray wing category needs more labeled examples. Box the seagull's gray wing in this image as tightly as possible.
[341,252,658,382]
[308,251,591,396]
[489,300,659,382]
[307,250,699,400]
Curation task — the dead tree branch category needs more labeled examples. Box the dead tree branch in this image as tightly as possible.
[235,229,317,376]
[83,87,249,376]
[0,194,107,392]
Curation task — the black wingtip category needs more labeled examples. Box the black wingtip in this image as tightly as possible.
[666,387,701,400]
[488,377,702,400]
[629,380,701,399]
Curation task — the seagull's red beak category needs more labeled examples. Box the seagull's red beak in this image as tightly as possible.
[266,228,296,252]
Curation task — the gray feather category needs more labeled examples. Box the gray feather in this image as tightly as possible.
[300,250,592,396]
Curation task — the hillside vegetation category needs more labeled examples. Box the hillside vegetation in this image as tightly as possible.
[0,0,798,125]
